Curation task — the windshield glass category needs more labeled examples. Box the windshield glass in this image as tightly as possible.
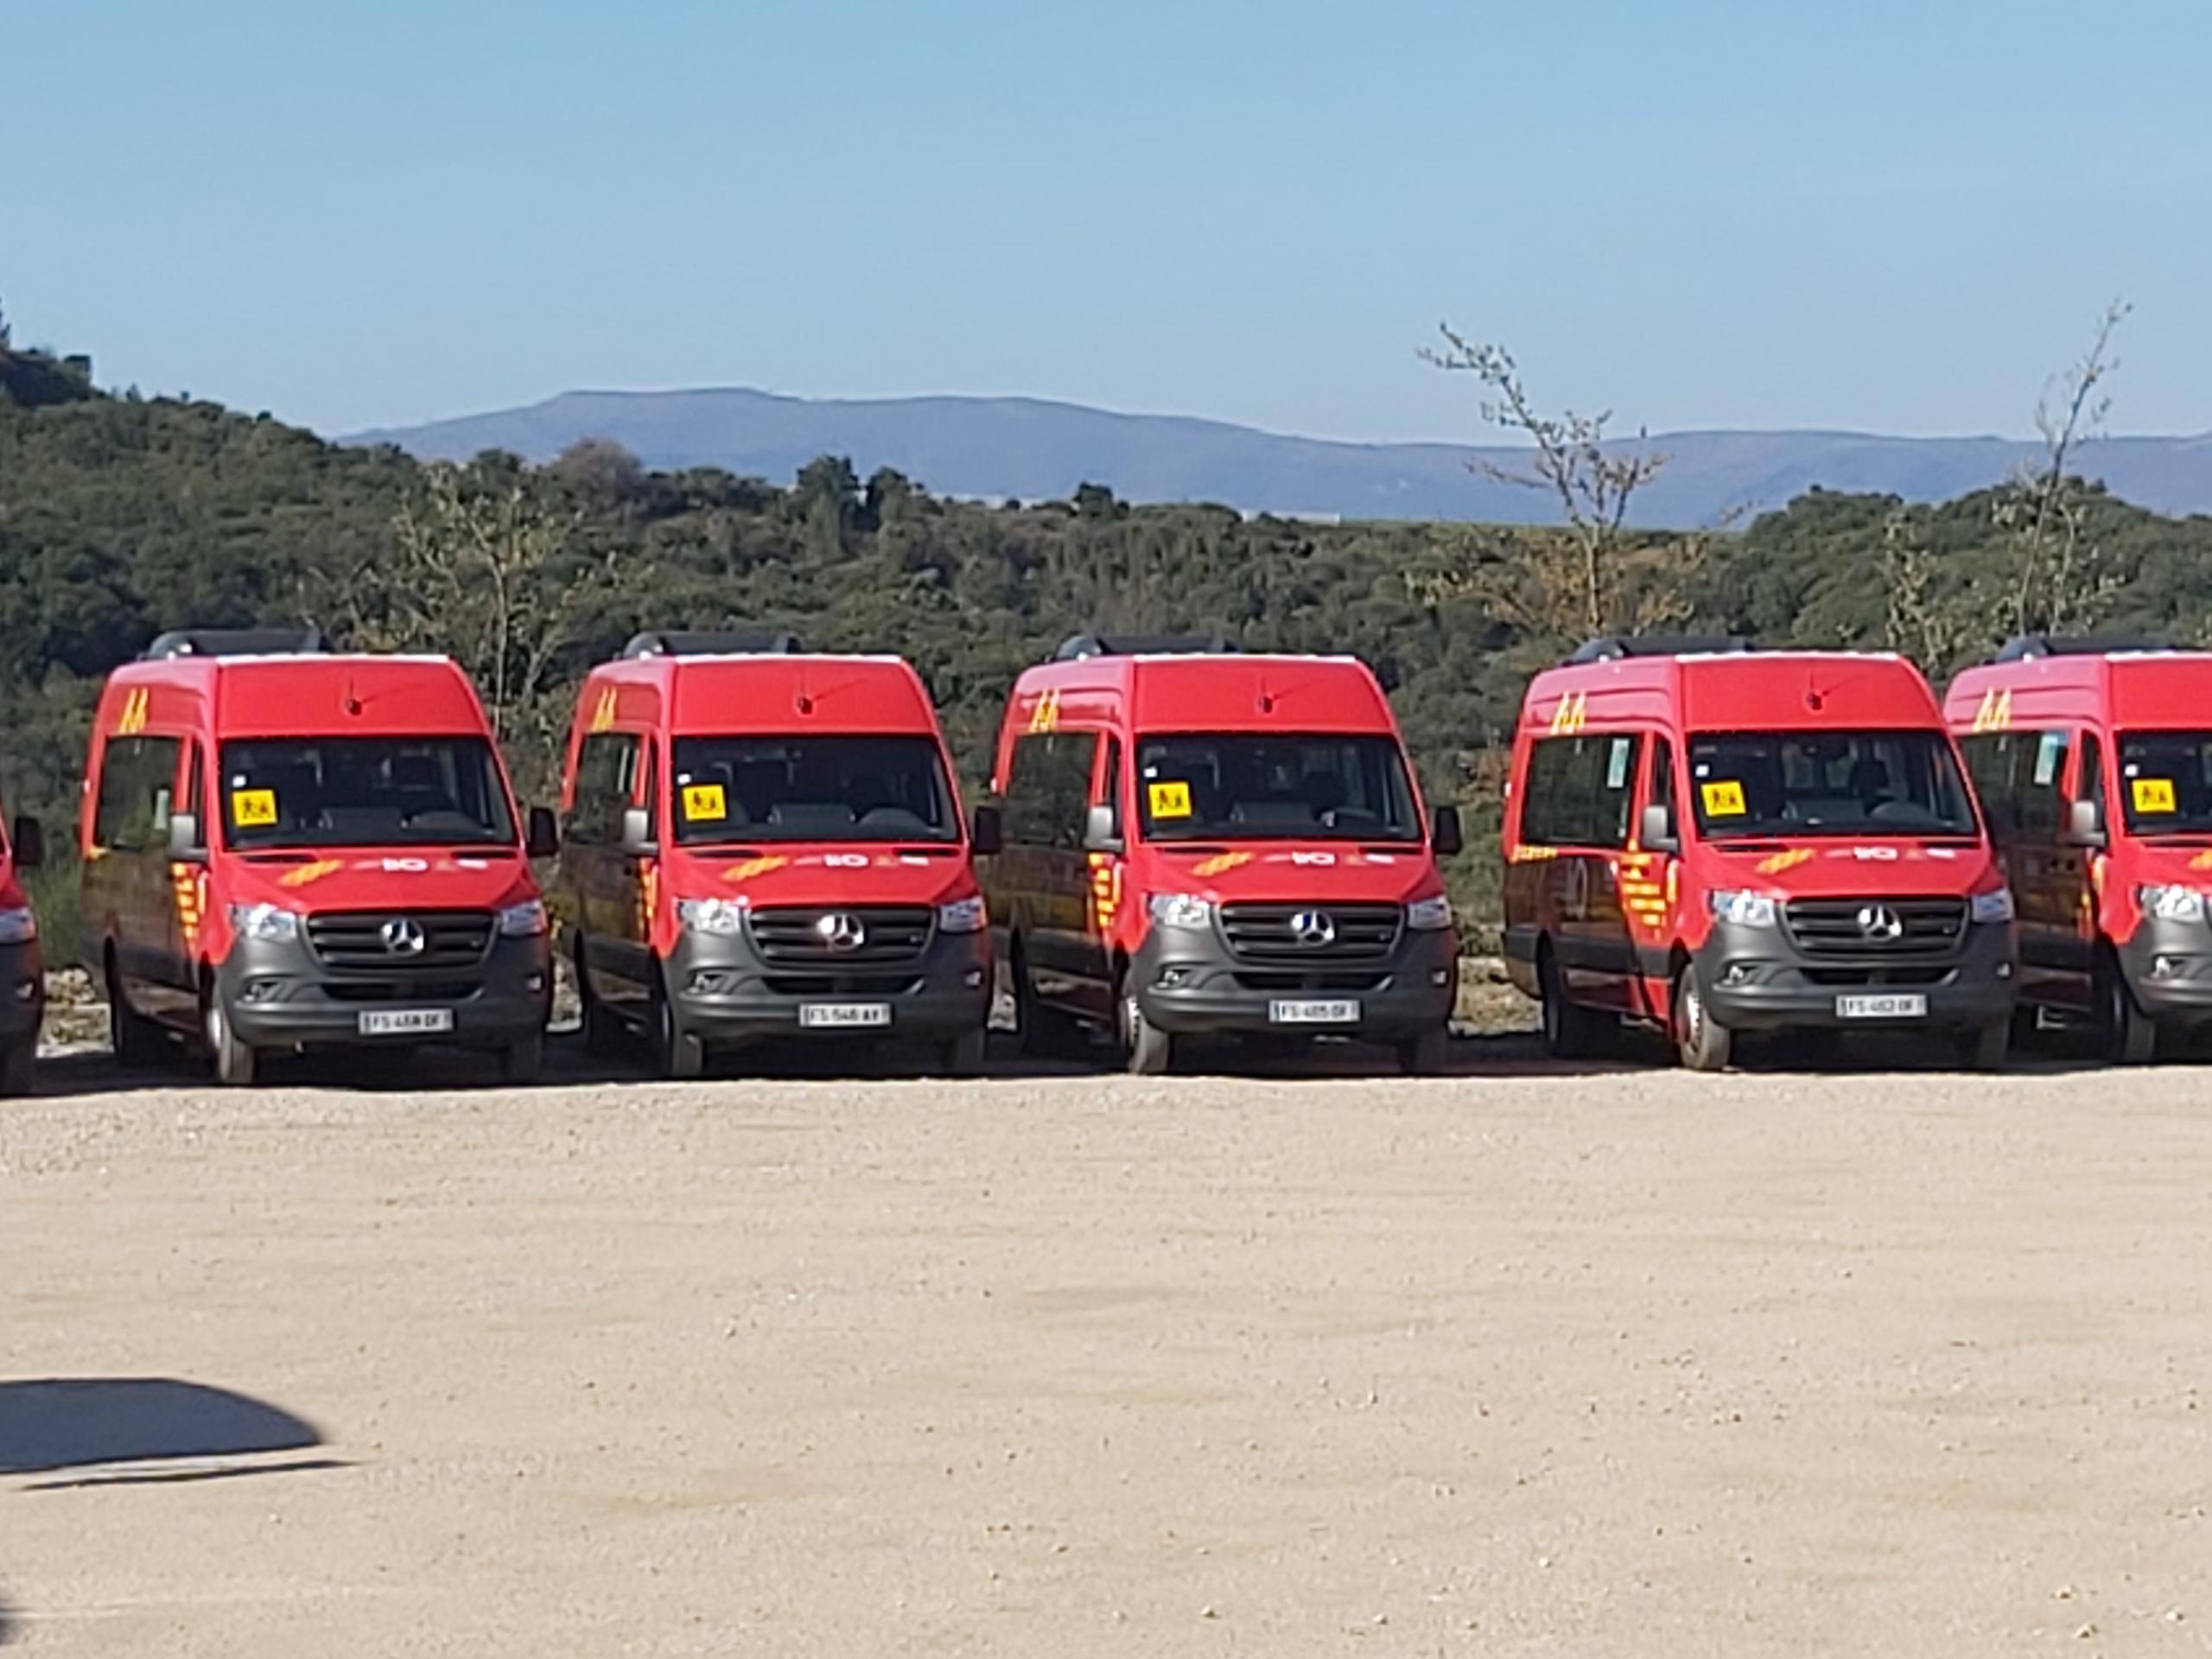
[2118,732,2212,834]
[220,737,515,849]
[1688,730,1978,839]
[1135,732,1421,842]
[671,735,957,844]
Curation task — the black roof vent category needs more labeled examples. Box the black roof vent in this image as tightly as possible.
[621,629,802,659]
[140,627,329,661]
[1991,633,2177,664]
[1054,632,1236,661]
[1568,634,1753,664]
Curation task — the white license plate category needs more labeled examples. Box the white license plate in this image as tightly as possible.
[799,1002,892,1029]
[1268,998,1361,1026]
[358,1007,454,1036]
[1835,993,1928,1020]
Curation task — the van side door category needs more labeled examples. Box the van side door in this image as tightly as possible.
[92,733,190,1022]
[1518,732,1640,1008]
[1969,728,2078,1010]
[1001,728,1101,1015]
[566,730,652,1017]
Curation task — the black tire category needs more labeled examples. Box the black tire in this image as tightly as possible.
[1119,988,1174,1077]
[938,1027,988,1078]
[1012,938,1084,1059]
[2099,950,2158,1065]
[0,1039,34,1096]
[1397,1026,1450,1077]
[1959,1020,2009,1072]
[1672,961,1732,1072]
[575,940,624,1057]
[204,988,257,1087]
[652,972,705,1080]
[107,953,165,1068]
[501,1032,545,1084]
[1538,942,1605,1059]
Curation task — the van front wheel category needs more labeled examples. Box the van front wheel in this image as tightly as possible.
[2100,951,2158,1065]
[1121,992,1174,1077]
[1538,943,1604,1059]
[1672,963,1732,1072]
[204,989,257,1087]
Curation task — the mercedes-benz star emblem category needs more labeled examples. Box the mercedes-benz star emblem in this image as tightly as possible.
[1289,910,1337,949]
[380,917,428,956]
[1855,904,1904,943]
[817,912,868,954]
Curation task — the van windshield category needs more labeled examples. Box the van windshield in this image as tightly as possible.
[2117,732,2212,835]
[1135,733,1421,842]
[220,737,515,848]
[1688,730,1978,839]
[671,735,957,844]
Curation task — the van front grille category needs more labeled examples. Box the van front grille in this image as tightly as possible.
[1782,897,1967,958]
[1218,903,1402,963]
[304,911,493,970]
[747,906,934,965]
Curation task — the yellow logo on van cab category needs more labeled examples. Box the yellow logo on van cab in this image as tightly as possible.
[1971,688,2013,734]
[115,687,150,735]
[588,687,619,734]
[1027,688,1063,734]
[1548,690,1588,735]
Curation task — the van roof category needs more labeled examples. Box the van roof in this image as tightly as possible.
[1524,649,1942,734]
[107,652,492,740]
[1948,645,2212,732]
[1011,652,1396,734]
[584,652,942,738]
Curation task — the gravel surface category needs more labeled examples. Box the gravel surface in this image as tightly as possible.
[6,1039,2212,1656]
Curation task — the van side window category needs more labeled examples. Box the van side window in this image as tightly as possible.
[94,736,181,853]
[1099,737,1123,839]
[1522,734,1640,849]
[1961,730,2069,840]
[1005,731,1099,849]
[569,733,641,846]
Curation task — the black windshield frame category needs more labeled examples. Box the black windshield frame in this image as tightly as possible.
[219,735,517,850]
[2117,731,2212,836]
[669,734,959,845]
[1134,731,1422,844]
[1687,728,1980,842]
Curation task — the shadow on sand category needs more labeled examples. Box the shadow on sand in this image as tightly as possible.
[0,1377,340,1489]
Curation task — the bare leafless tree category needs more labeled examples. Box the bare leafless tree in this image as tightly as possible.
[1422,327,1672,634]
[2002,299,2130,634]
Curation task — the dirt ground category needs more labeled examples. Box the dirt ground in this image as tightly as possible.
[7,1038,2212,1656]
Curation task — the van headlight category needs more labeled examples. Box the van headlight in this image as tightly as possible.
[1708,889,1777,927]
[0,906,37,944]
[1147,893,1213,928]
[1968,887,2016,925]
[1405,893,1452,931]
[230,902,301,943]
[677,897,748,936]
[496,899,550,938]
[2139,885,2207,923]
[937,894,987,933]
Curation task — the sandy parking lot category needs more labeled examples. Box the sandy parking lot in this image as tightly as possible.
[8,1039,2212,1656]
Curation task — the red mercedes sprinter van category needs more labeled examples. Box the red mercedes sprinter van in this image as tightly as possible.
[1948,636,2212,1061]
[82,630,557,1085]
[978,634,1461,1075]
[551,631,994,1078]
[1505,637,2015,1070]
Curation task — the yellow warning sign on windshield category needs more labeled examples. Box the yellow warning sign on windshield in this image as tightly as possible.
[681,783,728,822]
[231,788,277,828]
[1148,780,1193,819]
[2133,777,2177,814]
[1700,780,1747,817]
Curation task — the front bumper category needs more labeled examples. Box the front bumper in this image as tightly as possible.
[1131,918,1457,1038]
[0,939,43,1045]
[2117,917,2212,1021]
[1694,918,2016,1032]
[217,931,552,1050]
[665,925,991,1045]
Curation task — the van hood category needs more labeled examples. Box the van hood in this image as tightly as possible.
[1700,840,1999,896]
[226,851,538,913]
[2111,842,2212,891]
[1136,843,1437,904]
[675,847,975,906]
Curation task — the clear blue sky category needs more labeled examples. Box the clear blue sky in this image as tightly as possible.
[6,0,2209,442]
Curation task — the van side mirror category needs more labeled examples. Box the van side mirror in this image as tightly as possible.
[969,803,1003,856]
[1430,804,1464,858]
[1640,802,1680,854]
[165,810,206,864]
[1082,803,1122,854]
[2069,798,2107,848]
[10,816,42,871]
[525,805,560,860]
[620,805,658,859]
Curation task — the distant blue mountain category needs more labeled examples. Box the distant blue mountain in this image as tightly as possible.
[347,388,2212,526]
